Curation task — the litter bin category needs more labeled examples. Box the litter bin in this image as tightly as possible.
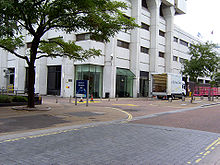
[105,92,110,98]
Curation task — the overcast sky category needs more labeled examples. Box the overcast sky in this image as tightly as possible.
[174,0,220,44]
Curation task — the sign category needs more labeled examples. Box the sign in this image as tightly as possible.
[76,80,88,98]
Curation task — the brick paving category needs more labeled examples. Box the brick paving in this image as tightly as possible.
[0,96,220,164]
[0,123,219,165]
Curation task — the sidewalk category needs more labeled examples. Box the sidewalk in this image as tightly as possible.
[0,96,219,136]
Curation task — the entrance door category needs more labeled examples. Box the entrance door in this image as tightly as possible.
[139,71,149,97]
[139,78,149,97]
[116,75,127,97]
[47,66,61,95]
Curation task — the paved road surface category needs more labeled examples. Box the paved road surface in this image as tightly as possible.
[0,100,220,165]
[1,123,220,164]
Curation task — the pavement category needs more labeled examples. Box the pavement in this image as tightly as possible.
[0,96,220,165]
[0,96,219,136]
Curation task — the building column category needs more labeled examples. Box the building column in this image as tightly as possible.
[147,0,161,73]
[130,0,141,97]
[35,57,47,95]
[0,50,8,89]
[147,0,161,97]
[14,48,26,93]
[163,6,175,73]
[61,57,74,97]
[103,37,116,98]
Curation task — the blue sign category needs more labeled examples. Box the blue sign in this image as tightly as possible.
[76,80,88,98]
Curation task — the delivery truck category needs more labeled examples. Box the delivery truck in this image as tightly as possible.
[151,73,186,99]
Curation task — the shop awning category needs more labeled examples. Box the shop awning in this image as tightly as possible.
[116,68,135,78]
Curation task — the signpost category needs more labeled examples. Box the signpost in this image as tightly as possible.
[75,80,89,106]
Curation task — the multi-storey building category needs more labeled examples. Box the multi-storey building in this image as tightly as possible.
[0,0,209,98]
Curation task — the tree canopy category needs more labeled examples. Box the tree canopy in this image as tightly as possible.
[0,0,138,107]
[182,42,219,83]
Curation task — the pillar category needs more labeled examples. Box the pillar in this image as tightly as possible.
[163,6,175,73]
[130,0,141,97]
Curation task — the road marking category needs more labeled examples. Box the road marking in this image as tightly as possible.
[187,137,220,164]
[0,125,95,144]
[112,108,133,122]
[112,104,138,107]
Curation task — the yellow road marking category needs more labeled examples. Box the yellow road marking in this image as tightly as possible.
[195,158,202,163]
[187,137,220,164]
[205,138,219,151]
[112,104,138,107]
[112,108,133,122]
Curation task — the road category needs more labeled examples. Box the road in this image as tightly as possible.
[0,103,219,165]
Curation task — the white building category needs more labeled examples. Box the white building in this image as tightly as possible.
[0,0,208,98]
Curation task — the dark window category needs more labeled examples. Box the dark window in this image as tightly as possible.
[173,37,178,43]
[26,42,32,48]
[123,14,130,20]
[141,22,149,31]
[198,79,204,84]
[205,80,210,84]
[160,4,164,17]
[47,66,61,95]
[76,33,91,41]
[179,57,185,63]
[173,56,178,61]
[159,30,165,37]
[180,39,188,47]
[159,52,165,58]
[140,46,149,54]
[117,40,129,49]
[142,0,148,9]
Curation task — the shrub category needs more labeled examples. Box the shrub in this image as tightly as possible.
[12,96,28,102]
[0,95,12,103]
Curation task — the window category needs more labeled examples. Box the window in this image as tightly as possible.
[123,14,130,20]
[76,33,91,41]
[173,37,178,43]
[26,42,32,48]
[159,52,165,58]
[173,56,178,61]
[117,40,129,49]
[179,57,185,63]
[180,39,188,47]
[159,30,165,37]
[141,22,149,31]
[76,33,103,42]
[142,0,148,9]
[140,46,149,54]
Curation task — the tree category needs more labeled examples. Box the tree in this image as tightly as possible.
[0,0,138,108]
[182,42,219,99]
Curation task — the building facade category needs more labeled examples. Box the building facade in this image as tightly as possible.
[0,0,208,98]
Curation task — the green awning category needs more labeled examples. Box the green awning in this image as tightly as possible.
[116,68,135,78]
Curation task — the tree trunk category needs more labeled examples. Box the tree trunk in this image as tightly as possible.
[27,62,35,108]
[27,38,39,108]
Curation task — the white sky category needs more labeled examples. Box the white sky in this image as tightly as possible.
[174,0,220,44]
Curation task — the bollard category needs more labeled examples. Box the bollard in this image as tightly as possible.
[56,99,58,103]
[200,95,204,100]
[116,94,119,101]
[69,95,72,103]
[75,97,77,105]
[168,97,172,102]
[212,96,214,101]
[108,98,110,101]
[216,96,218,100]
[182,96,185,101]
